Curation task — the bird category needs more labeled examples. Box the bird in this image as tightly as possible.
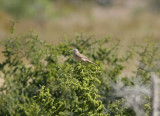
[70,48,97,66]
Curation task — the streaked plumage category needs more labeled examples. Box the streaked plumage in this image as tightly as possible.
[71,48,97,66]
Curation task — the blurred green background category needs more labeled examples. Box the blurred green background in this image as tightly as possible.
[0,0,160,44]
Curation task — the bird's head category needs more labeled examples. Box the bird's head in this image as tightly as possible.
[70,48,79,53]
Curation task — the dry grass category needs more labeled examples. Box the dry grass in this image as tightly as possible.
[1,2,160,43]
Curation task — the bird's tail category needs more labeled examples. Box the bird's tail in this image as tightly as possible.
[86,60,98,66]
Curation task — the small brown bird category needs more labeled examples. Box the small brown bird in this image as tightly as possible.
[70,48,97,66]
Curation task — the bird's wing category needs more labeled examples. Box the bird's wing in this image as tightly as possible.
[75,52,88,59]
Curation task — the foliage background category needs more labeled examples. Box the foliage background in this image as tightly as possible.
[0,0,160,43]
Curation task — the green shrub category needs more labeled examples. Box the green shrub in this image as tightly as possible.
[0,29,107,115]
[0,26,159,115]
